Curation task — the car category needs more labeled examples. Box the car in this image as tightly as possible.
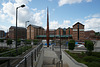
[77,45,85,48]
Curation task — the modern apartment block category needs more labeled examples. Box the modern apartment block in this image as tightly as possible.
[9,26,26,39]
[0,30,5,39]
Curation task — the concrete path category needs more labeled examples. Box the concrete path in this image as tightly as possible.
[43,45,87,67]
[95,40,100,47]
[43,45,59,66]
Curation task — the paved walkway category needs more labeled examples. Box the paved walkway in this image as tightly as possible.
[43,45,86,67]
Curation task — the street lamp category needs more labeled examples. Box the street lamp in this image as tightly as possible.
[59,28,62,62]
[16,4,25,54]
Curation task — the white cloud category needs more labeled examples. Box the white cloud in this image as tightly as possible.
[84,18,100,32]
[0,25,8,32]
[49,20,71,29]
[32,8,37,11]
[85,14,100,19]
[85,0,92,2]
[58,0,92,6]
[92,14,100,18]
[0,0,46,31]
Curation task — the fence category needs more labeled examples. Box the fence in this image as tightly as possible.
[0,43,43,67]
[16,43,43,67]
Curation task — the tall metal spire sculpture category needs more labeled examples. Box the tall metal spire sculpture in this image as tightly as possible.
[46,7,49,47]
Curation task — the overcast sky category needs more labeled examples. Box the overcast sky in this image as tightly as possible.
[0,0,100,32]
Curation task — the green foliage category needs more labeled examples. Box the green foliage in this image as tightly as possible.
[65,50,100,67]
[0,39,4,42]
[17,39,21,45]
[26,39,31,44]
[0,45,32,57]
[33,39,39,45]
[68,40,75,50]
[95,32,100,36]
[85,40,94,52]
[0,47,9,53]
[7,39,12,45]
[88,62,100,67]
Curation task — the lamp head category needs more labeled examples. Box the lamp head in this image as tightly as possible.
[21,4,25,8]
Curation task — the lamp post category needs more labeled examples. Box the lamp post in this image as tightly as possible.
[16,4,25,54]
[25,21,29,39]
[25,21,29,49]
[59,28,62,62]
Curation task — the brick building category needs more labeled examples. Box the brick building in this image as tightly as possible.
[72,22,85,41]
[84,30,95,40]
[9,26,26,39]
[0,30,5,38]
[66,27,73,35]
[27,24,44,40]
[27,22,96,41]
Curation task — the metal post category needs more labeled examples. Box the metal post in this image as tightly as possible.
[35,49,36,61]
[7,60,10,67]
[31,52,33,67]
[59,28,62,61]
[25,57,27,67]
[25,21,29,50]
[16,7,18,55]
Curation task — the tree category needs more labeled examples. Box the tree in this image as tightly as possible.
[7,39,12,48]
[68,40,75,50]
[85,40,94,55]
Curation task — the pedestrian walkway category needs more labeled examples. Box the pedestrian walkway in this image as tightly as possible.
[43,45,59,67]
[43,45,87,67]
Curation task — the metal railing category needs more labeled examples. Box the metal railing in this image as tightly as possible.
[16,43,43,67]
[56,60,63,67]
[0,43,43,67]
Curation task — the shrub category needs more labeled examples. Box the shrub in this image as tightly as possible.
[26,40,31,44]
[68,40,75,50]
[17,39,21,45]
[33,39,39,45]
[88,62,100,67]
[0,39,4,42]
[83,56,96,62]
[85,40,94,53]
[7,39,12,45]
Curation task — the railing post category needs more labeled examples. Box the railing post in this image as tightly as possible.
[31,52,33,67]
[35,49,36,61]
[37,48,38,57]
[7,59,11,67]
[25,57,27,67]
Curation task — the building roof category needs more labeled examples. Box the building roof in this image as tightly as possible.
[85,30,95,32]
[28,24,44,29]
[73,22,84,27]
[10,26,26,29]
